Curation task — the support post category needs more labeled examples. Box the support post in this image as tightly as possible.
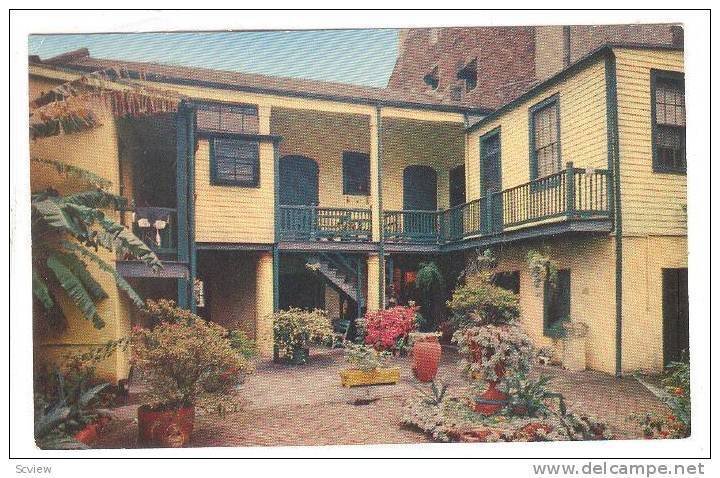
[366,253,382,311]
[566,161,576,218]
[256,251,275,357]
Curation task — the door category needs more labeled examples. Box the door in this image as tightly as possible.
[663,268,689,365]
[403,165,438,239]
[448,164,466,240]
[279,156,319,237]
[480,131,502,233]
[279,155,319,205]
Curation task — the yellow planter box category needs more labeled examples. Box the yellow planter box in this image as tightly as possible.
[340,367,401,387]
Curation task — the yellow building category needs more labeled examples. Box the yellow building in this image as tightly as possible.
[29,42,686,380]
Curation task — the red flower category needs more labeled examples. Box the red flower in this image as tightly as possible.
[364,306,417,351]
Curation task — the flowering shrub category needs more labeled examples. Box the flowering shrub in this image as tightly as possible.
[453,324,534,383]
[632,356,690,438]
[272,308,333,362]
[345,343,391,371]
[132,318,251,411]
[364,305,418,351]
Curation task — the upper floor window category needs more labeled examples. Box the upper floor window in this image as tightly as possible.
[457,58,477,91]
[210,138,260,187]
[530,95,561,179]
[197,102,259,134]
[652,70,686,173]
[342,151,370,196]
[423,66,439,90]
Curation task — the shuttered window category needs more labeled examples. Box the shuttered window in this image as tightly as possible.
[197,102,259,134]
[544,269,570,336]
[210,138,260,187]
[342,152,370,196]
[652,70,686,173]
[530,96,561,179]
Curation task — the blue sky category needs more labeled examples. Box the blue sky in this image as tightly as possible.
[28,30,400,88]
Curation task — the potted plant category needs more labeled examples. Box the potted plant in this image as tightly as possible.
[131,314,250,447]
[272,308,333,365]
[409,332,443,382]
[339,343,399,387]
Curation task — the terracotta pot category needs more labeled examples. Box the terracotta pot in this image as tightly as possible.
[137,404,195,448]
[473,381,508,415]
[74,424,98,445]
[412,338,442,382]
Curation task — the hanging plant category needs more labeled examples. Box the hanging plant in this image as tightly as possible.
[459,248,497,282]
[526,248,558,289]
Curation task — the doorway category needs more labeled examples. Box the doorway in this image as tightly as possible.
[662,268,689,365]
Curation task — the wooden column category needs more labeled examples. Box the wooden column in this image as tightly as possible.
[366,253,382,311]
[255,251,275,357]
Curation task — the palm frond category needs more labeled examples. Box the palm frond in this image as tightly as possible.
[46,253,104,328]
[98,217,162,271]
[54,251,108,301]
[61,241,145,309]
[31,157,112,190]
[64,189,127,210]
[32,270,55,311]
[31,198,85,238]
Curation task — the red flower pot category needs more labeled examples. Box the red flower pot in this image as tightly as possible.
[473,381,508,415]
[412,337,442,382]
[137,404,195,448]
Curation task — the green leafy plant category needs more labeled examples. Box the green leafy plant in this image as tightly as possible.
[454,324,534,383]
[633,355,690,437]
[526,248,558,289]
[345,343,391,371]
[228,329,257,361]
[131,312,251,412]
[32,158,161,329]
[412,381,449,406]
[447,272,520,329]
[501,372,558,417]
[415,261,446,331]
[272,308,333,362]
[459,248,497,281]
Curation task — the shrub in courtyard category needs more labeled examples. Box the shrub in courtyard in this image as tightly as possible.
[415,261,446,331]
[364,305,418,352]
[345,343,391,371]
[454,324,534,383]
[272,308,333,364]
[132,316,251,446]
[447,273,520,329]
[143,298,199,327]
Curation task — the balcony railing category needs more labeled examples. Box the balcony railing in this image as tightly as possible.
[278,205,372,242]
[131,206,178,255]
[385,163,611,244]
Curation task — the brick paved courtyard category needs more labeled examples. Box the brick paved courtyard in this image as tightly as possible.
[93,347,669,448]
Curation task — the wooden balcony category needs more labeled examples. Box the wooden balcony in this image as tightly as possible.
[385,164,612,249]
[278,205,372,243]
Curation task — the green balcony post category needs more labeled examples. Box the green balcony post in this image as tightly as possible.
[566,161,576,218]
[485,194,494,234]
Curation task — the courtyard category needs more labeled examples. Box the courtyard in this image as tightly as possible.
[92,346,669,448]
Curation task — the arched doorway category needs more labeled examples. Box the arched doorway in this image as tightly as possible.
[279,155,319,206]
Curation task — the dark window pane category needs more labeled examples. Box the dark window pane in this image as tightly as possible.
[532,100,560,178]
[653,73,686,172]
[211,138,259,186]
[197,102,259,134]
[342,152,370,195]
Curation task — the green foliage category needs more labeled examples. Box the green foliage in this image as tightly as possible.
[501,372,558,418]
[447,272,520,329]
[411,381,449,406]
[228,329,257,360]
[460,248,497,281]
[143,298,199,326]
[415,261,446,332]
[345,343,390,371]
[526,248,558,289]
[32,159,161,328]
[633,355,690,437]
[132,315,252,410]
[272,308,333,362]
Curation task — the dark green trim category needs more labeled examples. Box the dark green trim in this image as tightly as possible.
[197,131,283,143]
[273,142,281,312]
[175,102,191,309]
[209,137,261,188]
[528,93,561,181]
[605,52,623,377]
[187,105,198,314]
[649,69,686,174]
[376,106,385,310]
[466,43,683,134]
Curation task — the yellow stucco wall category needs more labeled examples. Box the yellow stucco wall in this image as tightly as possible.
[30,76,132,382]
[614,48,686,236]
[491,237,617,374]
[466,56,609,201]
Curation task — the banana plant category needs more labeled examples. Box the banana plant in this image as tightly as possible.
[31,158,162,328]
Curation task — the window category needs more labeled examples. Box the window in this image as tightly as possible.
[493,271,520,294]
[210,138,260,187]
[530,95,561,179]
[342,152,370,196]
[196,102,259,134]
[544,269,570,336]
[423,66,439,90]
[457,58,477,91]
[652,70,686,173]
